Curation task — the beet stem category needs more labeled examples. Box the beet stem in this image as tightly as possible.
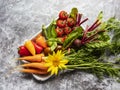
[76,14,82,26]
[85,30,105,42]
[81,26,89,44]
[87,19,99,31]
[77,14,82,24]
[89,22,101,31]
[79,18,88,26]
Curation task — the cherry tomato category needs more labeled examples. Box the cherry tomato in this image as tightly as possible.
[55,27,64,36]
[64,26,72,34]
[57,19,66,28]
[44,47,52,55]
[67,17,75,27]
[59,11,68,20]
[58,36,66,43]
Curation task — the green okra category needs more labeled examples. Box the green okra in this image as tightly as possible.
[63,26,83,49]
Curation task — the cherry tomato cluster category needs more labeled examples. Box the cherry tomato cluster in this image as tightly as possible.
[55,11,76,37]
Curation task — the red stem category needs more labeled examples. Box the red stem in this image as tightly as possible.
[87,19,99,31]
[81,26,89,44]
[77,14,82,24]
[79,19,102,45]
[84,30,105,43]
[79,18,88,26]
[76,14,82,26]
[89,22,101,31]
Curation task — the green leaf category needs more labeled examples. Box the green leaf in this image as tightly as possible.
[47,38,62,51]
[51,25,57,38]
[86,41,110,49]
[44,20,57,39]
[98,32,110,41]
[97,11,103,22]
[99,22,107,30]
[50,42,57,51]
[42,25,49,39]
[63,26,83,49]
[112,31,120,46]
[70,7,78,20]
[104,17,120,54]
[105,17,120,31]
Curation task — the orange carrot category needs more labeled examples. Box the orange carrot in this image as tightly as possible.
[36,36,47,48]
[21,62,48,70]
[17,54,44,62]
[20,68,48,75]
[24,40,36,55]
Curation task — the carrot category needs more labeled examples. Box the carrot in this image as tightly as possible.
[36,36,47,48]
[21,62,48,70]
[24,40,36,55]
[17,53,44,62]
[20,68,48,75]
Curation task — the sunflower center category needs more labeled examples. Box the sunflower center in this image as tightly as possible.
[53,60,60,67]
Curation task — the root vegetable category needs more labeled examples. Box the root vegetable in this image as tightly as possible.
[17,54,44,62]
[21,62,48,70]
[74,39,81,47]
[20,68,48,75]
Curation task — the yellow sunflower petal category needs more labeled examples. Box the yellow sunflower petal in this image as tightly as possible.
[58,64,65,70]
[57,50,64,59]
[60,60,68,64]
[51,67,56,75]
[54,67,58,75]
[59,64,67,69]
[47,66,54,72]
[58,65,62,69]
[44,50,68,75]
[47,54,53,60]
[53,51,55,56]
[45,62,52,67]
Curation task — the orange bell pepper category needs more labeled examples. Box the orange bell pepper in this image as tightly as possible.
[36,36,47,48]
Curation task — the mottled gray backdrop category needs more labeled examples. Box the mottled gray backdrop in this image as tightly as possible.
[0,0,120,90]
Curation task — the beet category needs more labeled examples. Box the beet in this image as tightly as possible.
[73,39,81,47]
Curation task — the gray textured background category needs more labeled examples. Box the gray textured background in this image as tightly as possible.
[0,0,120,90]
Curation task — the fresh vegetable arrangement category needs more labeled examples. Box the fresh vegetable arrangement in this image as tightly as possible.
[17,8,120,81]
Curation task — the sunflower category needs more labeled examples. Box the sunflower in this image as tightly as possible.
[45,50,68,75]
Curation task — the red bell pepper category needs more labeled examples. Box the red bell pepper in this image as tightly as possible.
[32,41,43,54]
[18,46,31,57]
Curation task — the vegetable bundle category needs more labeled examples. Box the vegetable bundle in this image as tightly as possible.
[17,7,120,81]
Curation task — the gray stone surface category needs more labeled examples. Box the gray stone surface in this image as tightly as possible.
[0,0,120,90]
